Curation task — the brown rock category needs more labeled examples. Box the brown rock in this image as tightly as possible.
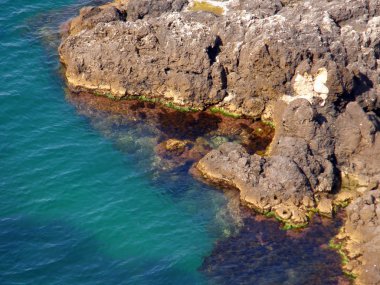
[338,189,380,285]
[317,197,333,217]
[160,138,191,154]
[196,141,316,226]
[335,102,380,187]
[59,0,380,118]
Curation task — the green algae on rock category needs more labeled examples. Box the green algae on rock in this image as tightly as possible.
[67,91,274,165]
[189,1,224,16]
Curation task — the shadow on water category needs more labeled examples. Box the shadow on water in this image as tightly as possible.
[200,207,350,285]
[0,216,198,285]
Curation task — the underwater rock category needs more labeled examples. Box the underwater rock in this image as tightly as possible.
[156,138,192,155]
[67,91,273,169]
[201,209,349,285]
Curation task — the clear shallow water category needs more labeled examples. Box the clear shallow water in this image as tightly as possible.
[0,1,348,284]
[0,1,236,284]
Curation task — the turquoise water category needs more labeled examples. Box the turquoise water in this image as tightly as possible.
[0,1,235,284]
[0,1,348,284]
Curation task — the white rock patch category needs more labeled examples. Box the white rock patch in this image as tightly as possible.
[282,68,329,106]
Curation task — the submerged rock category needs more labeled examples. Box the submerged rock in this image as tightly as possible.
[157,138,192,155]
[201,209,349,285]
[67,91,274,169]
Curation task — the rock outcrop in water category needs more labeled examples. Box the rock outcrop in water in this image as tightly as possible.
[197,99,337,226]
[59,0,380,117]
[59,0,380,282]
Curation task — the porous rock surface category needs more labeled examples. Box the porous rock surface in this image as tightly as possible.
[59,0,380,283]
[337,188,380,285]
[197,99,336,225]
[335,102,380,189]
[60,0,380,116]
[196,97,380,282]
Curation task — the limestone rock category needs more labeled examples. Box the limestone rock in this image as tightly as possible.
[126,0,188,21]
[335,102,380,187]
[339,189,380,285]
[60,0,380,118]
[197,141,317,226]
[65,5,125,37]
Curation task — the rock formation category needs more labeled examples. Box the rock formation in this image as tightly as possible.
[337,187,380,285]
[59,0,380,282]
[59,0,380,116]
[197,99,337,226]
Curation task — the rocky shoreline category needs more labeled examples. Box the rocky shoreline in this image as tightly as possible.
[66,91,274,168]
[59,0,380,283]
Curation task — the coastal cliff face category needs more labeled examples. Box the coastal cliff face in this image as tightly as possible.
[59,0,380,283]
[59,0,378,116]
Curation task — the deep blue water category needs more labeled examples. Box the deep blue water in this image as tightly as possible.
[0,1,348,284]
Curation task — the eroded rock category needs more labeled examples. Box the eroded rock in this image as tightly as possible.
[197,99,338,226]
[338,189,380,285]
[335,102,380,188]
[127,0,188,21]
[60,0,380,118]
